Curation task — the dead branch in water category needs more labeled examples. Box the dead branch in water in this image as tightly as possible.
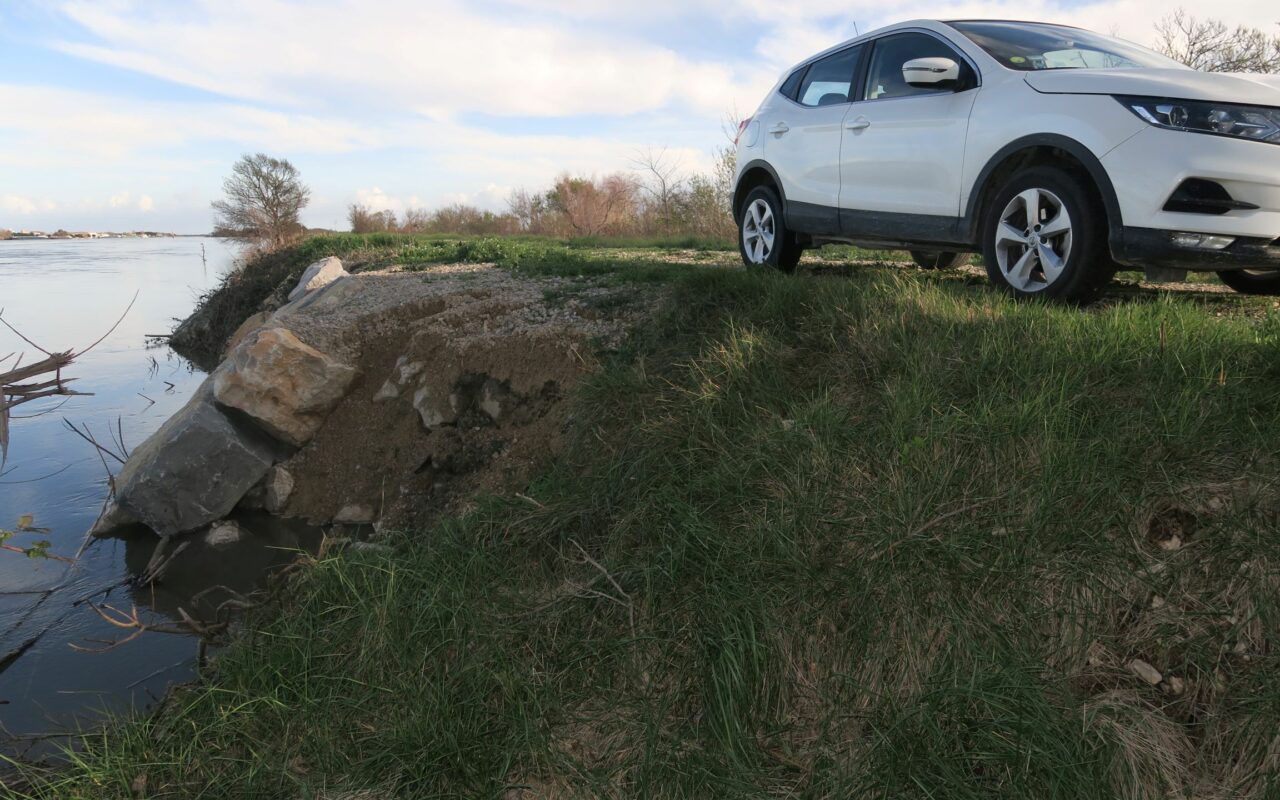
[0,292,137,469]
[70,602,229,653]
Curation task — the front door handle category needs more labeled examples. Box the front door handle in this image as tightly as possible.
[846,117,871,131]
[769,123,790,136]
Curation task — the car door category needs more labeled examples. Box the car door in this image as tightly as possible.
[764,44,865,234]
[839,31,979,235]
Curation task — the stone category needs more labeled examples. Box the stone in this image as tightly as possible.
[1158,535,1183,551]
[479,378,509,421]
[94,382,282,537]
[224,310,272,358]
[397,358,425,384]
[1128,659,1163,686]
[287,256,347,302]
[348,541,393,555]
[204,520,246,548]
[373,379,400,402]
[413,384,457,428]
[334,504,376,524]
[263,466,294,513]
[213,327,359,446]
[90,501,141,536]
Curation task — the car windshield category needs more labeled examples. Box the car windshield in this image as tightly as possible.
[947,20,1188,71]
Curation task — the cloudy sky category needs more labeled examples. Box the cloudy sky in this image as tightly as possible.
[1,0,1277,233]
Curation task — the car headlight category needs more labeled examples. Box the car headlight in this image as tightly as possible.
[1117,96,1280,144]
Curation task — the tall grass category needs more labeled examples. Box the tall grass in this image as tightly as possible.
[18,253,1280,798]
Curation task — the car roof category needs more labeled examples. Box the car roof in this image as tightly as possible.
[784,18,1091,76]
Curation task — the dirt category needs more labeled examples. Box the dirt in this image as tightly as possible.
[261,264,654,532]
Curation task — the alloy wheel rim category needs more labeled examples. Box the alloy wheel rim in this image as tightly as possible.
[994,188,1073,292]
[742,199,776,264]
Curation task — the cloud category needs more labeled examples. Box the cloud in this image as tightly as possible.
[108,190,131,208]
[137,194,154,212]
[52,1,760,121]
[0,83,384,166]
[352,187,409,214]
[437,184,515,212]
[1,195,56,215]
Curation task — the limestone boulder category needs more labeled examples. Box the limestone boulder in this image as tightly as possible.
[287,256,347,302]
[93,382,283,537]
[213,327,359,447]
[223,310,272,359]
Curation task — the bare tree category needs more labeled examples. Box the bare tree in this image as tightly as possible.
[1155,9,1280,73]
[632,148,685,234]
[347,203,396,233]
[211,154,311,249]
[546,174,640,237]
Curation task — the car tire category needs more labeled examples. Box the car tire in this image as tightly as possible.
[981,166,1113,303]
[1217,269,1280,295]
[910,251,969,269]
[739,186,802,273]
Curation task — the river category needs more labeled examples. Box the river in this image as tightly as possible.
[0,237,316,762]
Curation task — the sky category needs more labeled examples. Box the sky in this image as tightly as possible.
[1,0,1278,234]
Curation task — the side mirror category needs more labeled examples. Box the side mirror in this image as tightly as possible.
[903,57,961,89]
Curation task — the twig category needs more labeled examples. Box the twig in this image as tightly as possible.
[0,462,71,485]
[61,418,126,465]
[0,310,52,356]
[138,536,190,585]
[71,602,227,653]
[1,542,73,563]
[8,396,72,419]
[72,290,138,358]
[569,539,635,636]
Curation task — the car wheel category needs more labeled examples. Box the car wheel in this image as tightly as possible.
[1217,269,1280,295]
[910,251,969,269]
[981,166,1113,302]
[739,186,802,273]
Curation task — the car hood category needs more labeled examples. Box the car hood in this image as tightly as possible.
[1024,68,1280,106]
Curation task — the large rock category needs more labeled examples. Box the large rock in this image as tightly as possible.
[94,382,282,537]
[223,310,272,359]
[287,256,347,302]
[213,327,359,447]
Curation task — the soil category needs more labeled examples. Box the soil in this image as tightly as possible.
[255,264,654,532]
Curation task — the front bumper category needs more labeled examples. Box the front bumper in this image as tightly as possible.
[1101,126,1280,268]
[1117,227,1280,271]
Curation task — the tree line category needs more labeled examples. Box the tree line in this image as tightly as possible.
[347,146,737,240]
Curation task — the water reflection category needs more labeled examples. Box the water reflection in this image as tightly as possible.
[0,238,322,761]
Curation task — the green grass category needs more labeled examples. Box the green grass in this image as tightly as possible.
[17,248,1280,798]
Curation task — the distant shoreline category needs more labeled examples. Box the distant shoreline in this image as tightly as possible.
[0,231,182,241]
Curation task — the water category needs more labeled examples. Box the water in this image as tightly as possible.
[0,237,315,760]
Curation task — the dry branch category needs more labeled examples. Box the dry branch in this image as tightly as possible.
[0,295,135,468]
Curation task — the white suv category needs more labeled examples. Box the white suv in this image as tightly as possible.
[733,19,1280,301]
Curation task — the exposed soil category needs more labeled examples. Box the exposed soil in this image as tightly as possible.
[257,264,654,531]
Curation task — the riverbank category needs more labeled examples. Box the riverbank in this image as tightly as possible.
[11,237,1280,798]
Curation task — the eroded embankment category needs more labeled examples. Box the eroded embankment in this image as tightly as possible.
[98,258,653,539]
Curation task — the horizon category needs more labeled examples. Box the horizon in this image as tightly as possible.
[3,0,1278,235]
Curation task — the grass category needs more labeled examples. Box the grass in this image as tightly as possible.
[13,243,1280,798]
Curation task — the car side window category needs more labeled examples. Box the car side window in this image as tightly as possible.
[796,46,863,108]
[864,32,967,101]
[778,68,806,101]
